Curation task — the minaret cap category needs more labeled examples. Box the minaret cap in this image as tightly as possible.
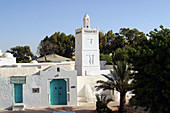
[83,14,90,28]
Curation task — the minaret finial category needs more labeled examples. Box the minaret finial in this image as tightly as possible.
[83,13,90,28]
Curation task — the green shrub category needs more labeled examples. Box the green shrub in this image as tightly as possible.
[96,94,113,113]
[100,53,112,65]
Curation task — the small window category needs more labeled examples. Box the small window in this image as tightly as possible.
[32,88,39,93]
[57,67,60,72]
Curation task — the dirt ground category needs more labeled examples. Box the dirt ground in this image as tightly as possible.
[0,102,120,113]
[0,105,98,113]
[0,102,147,113]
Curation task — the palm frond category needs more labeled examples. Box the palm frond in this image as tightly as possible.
[96,59,133,94]
[101,74,114,82]
[95,94,100,101]
[95,84,114,91]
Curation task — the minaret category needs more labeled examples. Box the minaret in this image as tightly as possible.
[75,14,100,76]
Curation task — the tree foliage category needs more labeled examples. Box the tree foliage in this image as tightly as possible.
[7,46,34,63]
[100,53,112,64]
[129,25,170,113]
[119,28,146,46]
[37,32,75,58]
[99,30,126,54]
[113,46,135,63]
[99,28,146,54]
[37,28,145,59]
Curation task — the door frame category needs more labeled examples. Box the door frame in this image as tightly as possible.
[49,78,68,105]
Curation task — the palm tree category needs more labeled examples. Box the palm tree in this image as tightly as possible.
[96,60,132,113]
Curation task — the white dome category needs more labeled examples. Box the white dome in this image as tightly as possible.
[2,52,13,58]
[30,60,38,64]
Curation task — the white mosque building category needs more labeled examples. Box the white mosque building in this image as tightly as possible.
[0,14,131,111]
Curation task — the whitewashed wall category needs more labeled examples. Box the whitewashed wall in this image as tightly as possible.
[75,27,100,76]
[0,65,77,110]
[0,57,16,65]
[0,77,13,110]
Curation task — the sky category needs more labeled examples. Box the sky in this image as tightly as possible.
[0,0,170,55]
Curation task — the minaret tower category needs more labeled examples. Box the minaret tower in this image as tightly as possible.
[75,14,100,76]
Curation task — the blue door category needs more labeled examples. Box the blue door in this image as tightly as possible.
[50,79,67,105]
[14,84,23,103]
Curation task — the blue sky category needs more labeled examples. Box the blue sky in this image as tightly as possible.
[0,0,170,54]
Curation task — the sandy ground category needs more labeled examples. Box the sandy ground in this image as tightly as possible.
[0,105,97,113]
[0,102,119,113]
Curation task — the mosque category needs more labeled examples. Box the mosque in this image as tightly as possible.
[0,14,130,111]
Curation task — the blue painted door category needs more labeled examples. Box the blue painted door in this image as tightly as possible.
[50,79,67,105]
[58,79,67,105]
[14,84,23,103]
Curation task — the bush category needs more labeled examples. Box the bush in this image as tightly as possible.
[100,53,112,65]
[96,94,113,113]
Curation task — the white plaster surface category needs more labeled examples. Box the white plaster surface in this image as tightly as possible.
[77,75,113,103]
[100,61,106,70]
[0,77,13,110]
[0,50,2,56]
[0,67,39,77]
[75,16,100,76]
[0,65,77,110]
[0,57,16,65]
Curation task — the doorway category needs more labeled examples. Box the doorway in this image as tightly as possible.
[14,84,23,103]
[50,79,67,105]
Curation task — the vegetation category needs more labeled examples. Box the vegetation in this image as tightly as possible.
[99,29,146,54]
[119,28,146,46]
[100,53,112,64]
[37,28,145,60]
[96,48,133,113]
[96,94,112,113]
[129,25,170,113]
[7,46,34,63]
[37,32,75,58]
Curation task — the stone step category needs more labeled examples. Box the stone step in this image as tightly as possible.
[12,103,24,111]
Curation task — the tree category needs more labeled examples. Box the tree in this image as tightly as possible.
[129,25,170,113]
[110,33,126,52]
[99,30,115,54]
[113,46,135,62]
[37,32,75,58]
[96,48,133,113]
[99,30,126,54]
[7,46,34,63]
[99,28,145,55]
[100,53,112,64]
[119,28,146,46]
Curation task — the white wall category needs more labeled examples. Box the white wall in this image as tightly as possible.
[0,67,39,77]
[100,61,106,70]
[0,65,77,110]
[0,58,16,65]
[0,77,13,110]
[75,27,100,76]
[77,75,113,103]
